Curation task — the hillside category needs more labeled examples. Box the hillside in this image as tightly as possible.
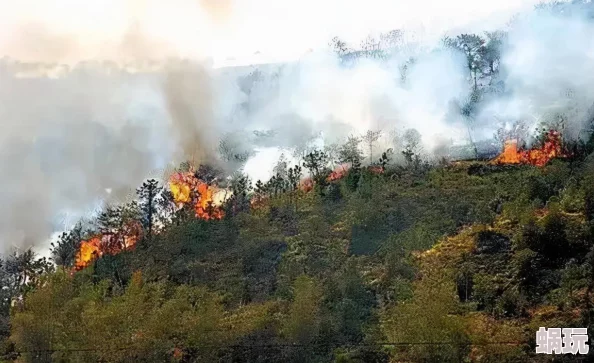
[4,138,594,362]
[6,0,594,362]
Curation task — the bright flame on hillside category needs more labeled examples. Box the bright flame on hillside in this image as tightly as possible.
[168,168,225,220]
[327,164,350,182]
[194,182,225,220]
[74,164,225,271]
[492,130,566,167]
[76,237,101,269]
[74,221,142,270]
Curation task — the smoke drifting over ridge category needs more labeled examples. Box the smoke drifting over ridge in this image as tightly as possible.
[1,0,594,251]
[476,7,594,141]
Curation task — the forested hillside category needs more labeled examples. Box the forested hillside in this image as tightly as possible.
[2,128,594,362]
[4,1,594,362]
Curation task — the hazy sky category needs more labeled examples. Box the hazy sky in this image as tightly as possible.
[0,0,555,255]
[0,0,544,66]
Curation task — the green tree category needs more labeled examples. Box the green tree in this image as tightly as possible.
[302,149,328,181]
[226,173,252,216]
[483,31,505,77]
[50,222,85,268]
[136,179,162,243]
[402,128,423,169]
[379,148,394,172]
[444,33,486,90]
[382,278,470,362]
[339,136,364,191]
[338,136,364,166]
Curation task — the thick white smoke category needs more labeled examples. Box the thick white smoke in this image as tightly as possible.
[476,4,594,141]
[2,0,594,252]
[0,62,176,250]
[0,0,231,251]
[231,50,470,152]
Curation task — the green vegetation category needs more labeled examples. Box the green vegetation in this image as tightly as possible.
[3,142,594,362]
[6,2,594,361]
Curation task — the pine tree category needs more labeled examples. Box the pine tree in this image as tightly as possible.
[362,130,382,165]
[379,148,394,172]
[339,136,364,191]
[136,179,163,242]
[287,165,302,191]
[302,149,328,181]
[50,222,85,267]
[227,173,252,216]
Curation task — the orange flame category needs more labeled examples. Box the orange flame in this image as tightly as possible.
[327,164,350,182]
[75,237,101,270]
[169,171,195,204]
[299,178,314,192]
[325,164,382,183]
[492,130,566,167]
[194,181,225,220]
[74,221,142,270]
[168,169,225,220]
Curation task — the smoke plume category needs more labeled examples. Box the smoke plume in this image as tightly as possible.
[476,6,594,141]
[2,0,594,252]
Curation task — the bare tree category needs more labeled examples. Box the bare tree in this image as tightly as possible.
[329,37,351,56]
[362,130,383,165]
[218,133,254,165]
[273,153,289,180]
[379,29,403,56]
[494,119,530,149]
[324,143,340,169]
[360,35,384,59]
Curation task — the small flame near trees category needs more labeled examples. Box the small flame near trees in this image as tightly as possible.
[326,164,350,182]
[492,130,567,167]
[74,220,142,270]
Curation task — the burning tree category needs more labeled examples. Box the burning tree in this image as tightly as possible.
[327,164,350,182]
[51,222,85,268]
[70,166,227,272]
[168,165,225,221]
[74,219,143,271]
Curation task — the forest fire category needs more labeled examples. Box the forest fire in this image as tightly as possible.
[168,169,225,220]
[299,178,314,192]
[327,164,350,182]
[492,130,566,167]
[194,182,225,220]
[73,166,224,271]
[74,221,142,270]
[75,237,101,270]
